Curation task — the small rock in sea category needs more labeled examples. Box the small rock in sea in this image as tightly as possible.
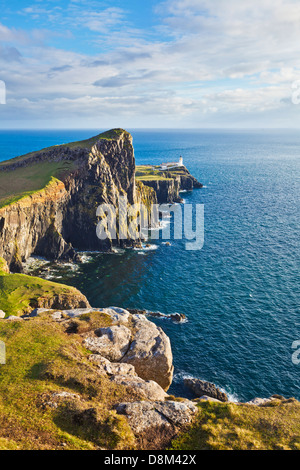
[170,313,186,323]
[165,242,171,246]
[184,378,228,402]
[126,308,147,316]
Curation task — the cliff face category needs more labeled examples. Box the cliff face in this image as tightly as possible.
[137,166,203,204]
[0,130,156,271]
[0,130,202,271]
[138,178,182,204]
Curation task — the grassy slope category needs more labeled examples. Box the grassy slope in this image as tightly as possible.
[0,258,85,317]
[0,129,126,209]
[136,165,188,182]
[171,400,300,450]
[0,310,299,451]
[136,165,171,181]
[0,312,137,450]
[0,163,72,208]
[0,282,299,450]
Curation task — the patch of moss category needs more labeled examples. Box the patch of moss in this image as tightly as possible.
[0,257,8,273]
[170,400,300,450]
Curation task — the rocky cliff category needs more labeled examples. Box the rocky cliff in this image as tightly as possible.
[136,166,203,204]
[0,129,202,272]
[0,306,298,450]
[0,129,157,272]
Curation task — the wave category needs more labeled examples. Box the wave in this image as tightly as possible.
[172,372,239,402]
[133,243,159,252]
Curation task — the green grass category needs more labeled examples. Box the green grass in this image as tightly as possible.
[170,400,300,450]
[0,162,73,208]
[0,129,128,169]
[135,165,189,182]
[0,129,129,208]
[135,165,171,182]
[64,128,128,149]
[0,312,137,450]
[0,257,86,316]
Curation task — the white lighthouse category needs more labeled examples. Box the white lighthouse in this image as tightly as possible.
[159,156,184,171]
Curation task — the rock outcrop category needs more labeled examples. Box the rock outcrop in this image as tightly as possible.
[184,378,228,402]
[127,308,187,323]
[116,400,197,434]
[137,166,203,204]
[0,130,157,271]
[84,325,132,362]
[27,306,174,392]
[88,352,167,401]
[121,315,174,390]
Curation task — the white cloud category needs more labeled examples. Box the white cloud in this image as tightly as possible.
[1,0,300,127]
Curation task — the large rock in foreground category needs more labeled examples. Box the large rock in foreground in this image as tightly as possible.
[121,315,174,391]
[40,307,174,392]
[84,325,132,361]
[116,400,197,434]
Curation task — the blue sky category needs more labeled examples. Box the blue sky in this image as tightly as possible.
[1,0,300,128]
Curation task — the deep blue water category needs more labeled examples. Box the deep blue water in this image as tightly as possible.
[0,129,299,401]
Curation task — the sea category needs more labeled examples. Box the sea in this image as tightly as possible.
[0,128,299,402]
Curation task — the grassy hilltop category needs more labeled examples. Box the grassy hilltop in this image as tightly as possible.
[135,164,190,182]
[0,129,127,209]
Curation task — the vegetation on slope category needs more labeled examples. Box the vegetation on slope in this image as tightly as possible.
[0,312,138,450]
[170,399,300,450]
[0,165,70,209]
[0,257,88,317]
[136,165,172,181]
[0,300,299,450]
[0,128,127,168]
[0,129,128,208]
[64,128,128,149]
[136,165,190,182]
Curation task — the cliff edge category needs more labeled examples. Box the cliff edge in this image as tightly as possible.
[0,129,201,272]
[0,129,156,271]
[136,165,203,203]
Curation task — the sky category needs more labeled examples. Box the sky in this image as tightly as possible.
[1,0,300,128]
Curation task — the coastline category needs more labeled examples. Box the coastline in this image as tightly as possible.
[0,129,299,450]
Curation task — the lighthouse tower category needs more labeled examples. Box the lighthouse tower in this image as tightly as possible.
[179,156,183,166]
